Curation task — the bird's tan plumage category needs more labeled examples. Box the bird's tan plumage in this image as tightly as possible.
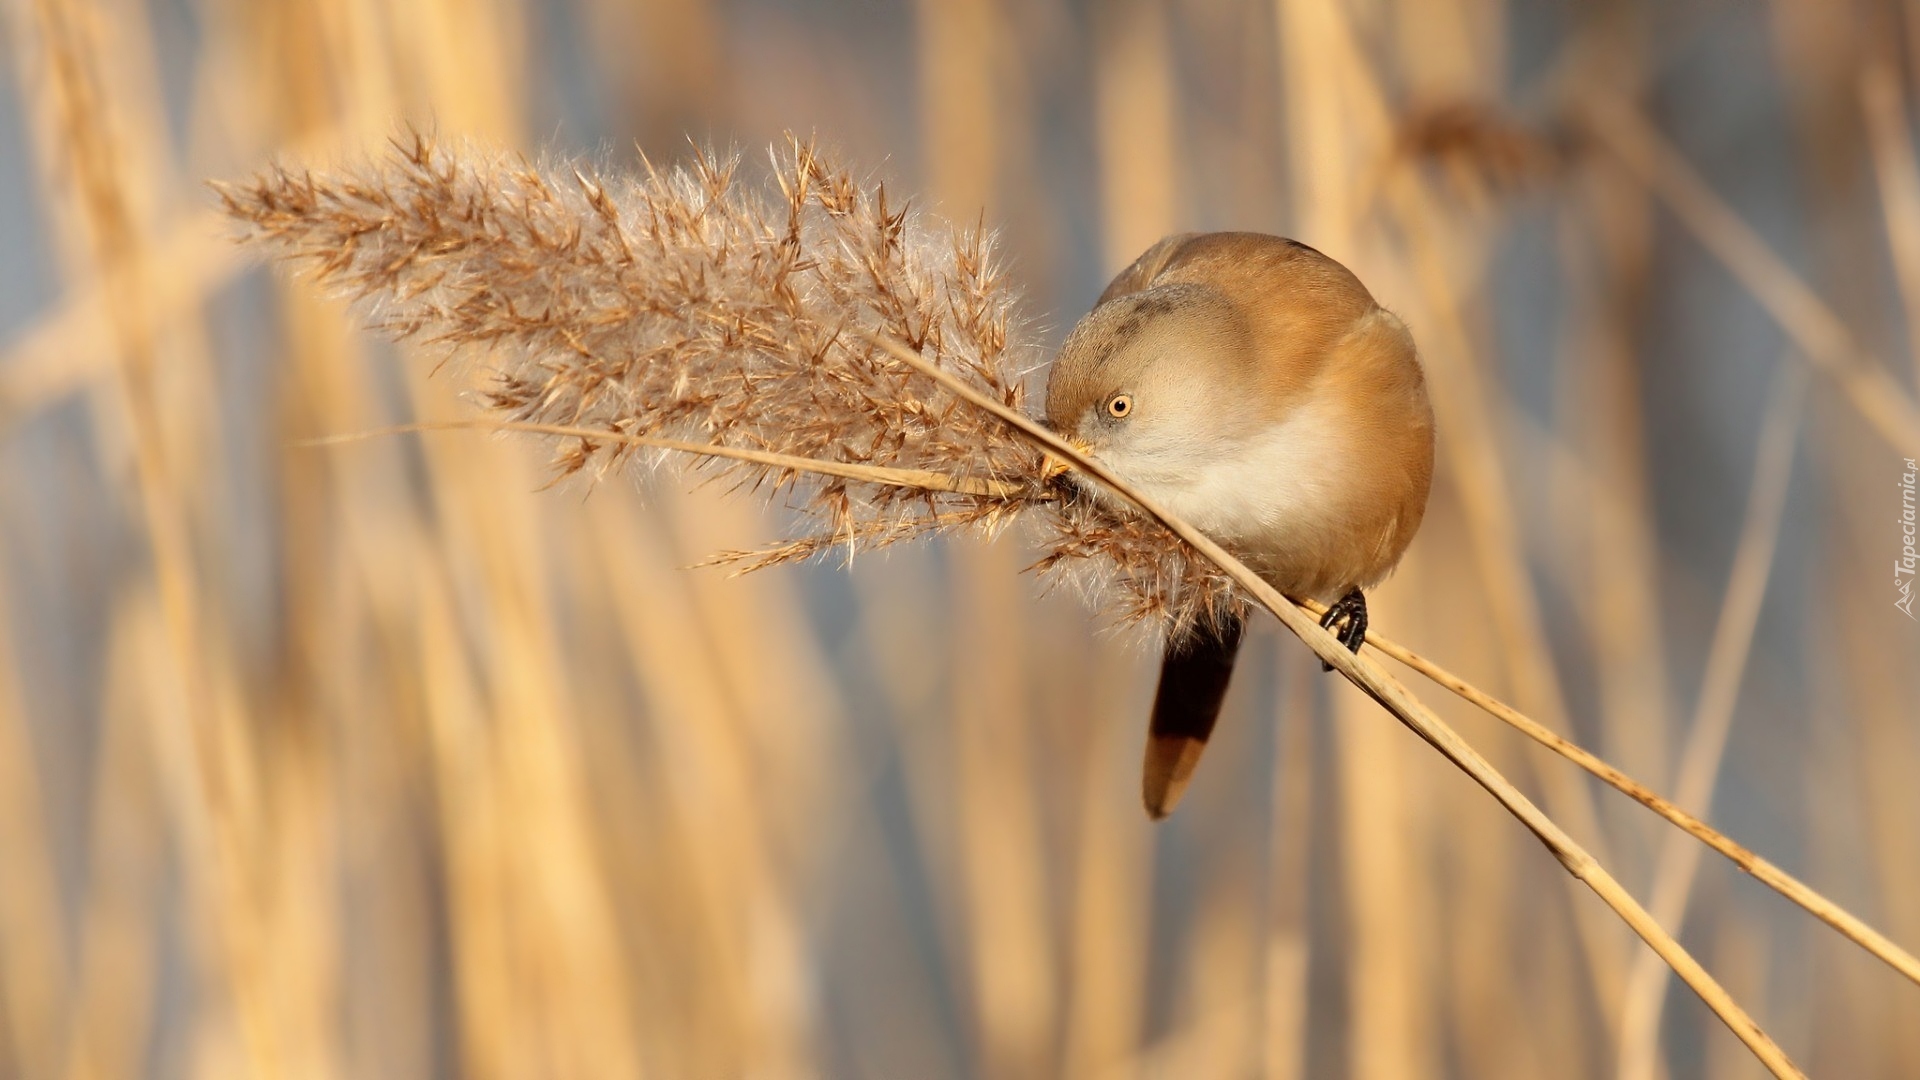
[1045,232,1434,817]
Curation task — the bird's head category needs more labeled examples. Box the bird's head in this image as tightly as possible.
[1041,282,1262,490]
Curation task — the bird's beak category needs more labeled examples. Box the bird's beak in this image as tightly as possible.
[1041,438,1092,482]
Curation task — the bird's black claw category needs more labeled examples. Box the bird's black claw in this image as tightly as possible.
[1317,589,1368,671]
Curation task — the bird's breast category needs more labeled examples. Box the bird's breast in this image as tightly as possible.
[1097,391,1399,600]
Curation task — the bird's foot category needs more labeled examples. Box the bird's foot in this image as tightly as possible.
[1317,589,1368,671]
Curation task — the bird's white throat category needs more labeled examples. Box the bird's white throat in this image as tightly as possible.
[1092,391,1351,552]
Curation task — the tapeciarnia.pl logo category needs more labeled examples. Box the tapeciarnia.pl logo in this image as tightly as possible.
[1900,458,1918,619]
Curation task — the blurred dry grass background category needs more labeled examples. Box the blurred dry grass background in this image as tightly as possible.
[2,0,1919,1077]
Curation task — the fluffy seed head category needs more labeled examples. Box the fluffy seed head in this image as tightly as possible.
[219,131,1252,639]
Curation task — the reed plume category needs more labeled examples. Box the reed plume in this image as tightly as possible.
[218,131,1247,638]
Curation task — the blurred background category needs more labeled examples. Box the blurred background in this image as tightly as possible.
[3,0,1919,1077]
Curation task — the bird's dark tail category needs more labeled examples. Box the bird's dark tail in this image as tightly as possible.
[1143,617,1245,819]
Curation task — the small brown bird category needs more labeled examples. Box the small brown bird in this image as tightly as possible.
[1044,233,1435,818]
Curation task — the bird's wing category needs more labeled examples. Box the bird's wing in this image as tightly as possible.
[1095,232,1199,306]
[1143,617,1245,819]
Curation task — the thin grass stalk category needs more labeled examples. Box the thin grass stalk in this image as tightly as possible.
[1335,619,1432,1079]
[1094,0,1181,263]
[1061,16,1179,1067]
[362,379,1920,1001]
[0,209,240,429]
[403,364,649,1080]
[589,492,816,1074]
[666,492,850,1072]
[0,566,68,1080]
[1295,3,1633,1027]
[844,551,988,1073]
[1617,363,1806,1080]
[1298,605,1920,990]
[1261,641,1314,1080]
[410,571,523,1079]
[1379,170,1631,1020]
[1177,865,1262,1074]
[1060,644,1152,1080]
[1859,61,1920,390]
[22,1,282,1073]
[1555,161,1676,824]
[304,419,1029,499]
[872,333,1807,1080]
[911,21,1061,1069]
[952,538,1060,1080]
[1581,97,1920,451]
[1705,907,1776,1080]
[64,600,172,1080]
[374,7,652,1062]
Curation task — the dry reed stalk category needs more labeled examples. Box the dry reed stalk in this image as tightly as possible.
[1705,907,1776,1080]
[1094,0,1182,263]
[1177,865,1263,1075]
[1617,363,1805,1080]
[1581,97,1920,451]
[0,567,66,1080]
[1552,118,1677,836]
[1292,2,1634,1027]
[20,0,289,1073]
[953,536,1061,1080]
[67,599,173,1080]
[586,491,825,1074]
[270,4,657,1069]
[1383,171,1634,1019]
[1335,621,1434,1080]
[843,547,993,1072]
[1298,598,1920,990]
[876,336,1807,1079]
[1275,8,1462,1073]
[1859,61,1920,389]
[1060,645,1152,1080]
[407,390,648,1080]
[1261,641,1314,1080]
[1054,20,1180,1070]
[908,31,1064,1067]
[0,210,238,428]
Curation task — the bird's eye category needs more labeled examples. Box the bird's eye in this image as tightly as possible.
[1107,394,1133,419]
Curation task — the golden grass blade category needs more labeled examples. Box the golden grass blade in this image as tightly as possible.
[1061,644,1153,1079]
[951,541,1059,1078]
[1262,642,1314,1080]
[1617,363,1806,1080]
[298,419,1035,500]
[1556,166,1677,840]
[870,333,1808,1080]
[1382,172,1630,1017]
[0,121,348,431]
[1335,611,1434,1078]
[0,565,67,1080]
[1094,0,1181,262]
[21,1,280,1072]
[1280,0,1631,1022]
[0,211,238,430]
[1583,97,1920,452]
[1296,599,1920,991]
[1859,61,1920,389]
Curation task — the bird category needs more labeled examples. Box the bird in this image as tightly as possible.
[1042,232,1435,819]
